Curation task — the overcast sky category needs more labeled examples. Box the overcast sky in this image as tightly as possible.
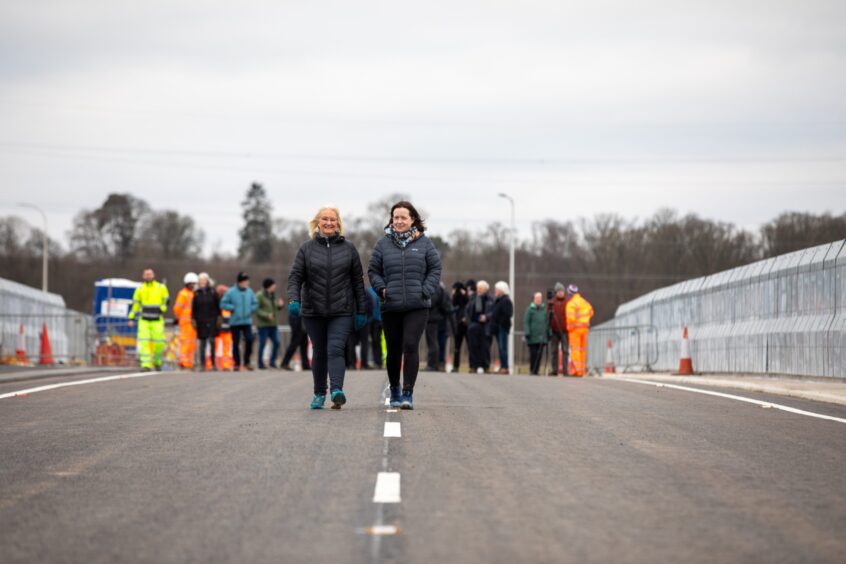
[1,0,845,254]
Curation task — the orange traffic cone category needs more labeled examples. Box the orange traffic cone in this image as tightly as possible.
[676,326,694,375]
[39,322,54,365]
[604,339,616,373]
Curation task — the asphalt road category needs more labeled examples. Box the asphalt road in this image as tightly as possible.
[1,369,845,564]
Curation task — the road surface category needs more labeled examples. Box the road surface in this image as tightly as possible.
[1,369,845,563]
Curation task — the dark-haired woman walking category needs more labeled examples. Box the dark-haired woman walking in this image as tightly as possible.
[368,201,442,409]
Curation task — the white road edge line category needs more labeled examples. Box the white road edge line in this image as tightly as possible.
[0,372,157,400]
[373,472,401,503]
[614,377,846,425]
[384,421,402,438]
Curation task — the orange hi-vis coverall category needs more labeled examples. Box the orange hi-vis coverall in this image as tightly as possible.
[565,293,594,376]
[215,310,235,371]
[174,287,196,368]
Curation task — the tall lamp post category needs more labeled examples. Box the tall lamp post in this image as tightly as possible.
[498,193,515,374]
[18,203,48,292]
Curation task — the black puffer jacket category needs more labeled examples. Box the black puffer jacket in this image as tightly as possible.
[287,234,367,317]
[491,295,514,332]
[368,233,442,313]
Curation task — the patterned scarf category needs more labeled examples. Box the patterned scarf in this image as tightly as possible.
[385,226,419,248]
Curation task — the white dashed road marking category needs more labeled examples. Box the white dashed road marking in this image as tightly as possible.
[373,472,401,503]
[384,422,402,437]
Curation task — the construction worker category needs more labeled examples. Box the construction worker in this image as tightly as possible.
[127,268,170,371]
[565,284,594,376]
[215,284,235,371]
[173,272,198,369]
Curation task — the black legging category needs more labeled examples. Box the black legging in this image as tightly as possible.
[303,316,353,394]
[382,308,428,391]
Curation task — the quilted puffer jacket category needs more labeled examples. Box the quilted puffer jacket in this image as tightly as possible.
[287,233,367,317]
[368,233,442,313]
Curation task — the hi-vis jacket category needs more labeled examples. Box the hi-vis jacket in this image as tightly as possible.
[565,293,594,331]
[129,281,170,321]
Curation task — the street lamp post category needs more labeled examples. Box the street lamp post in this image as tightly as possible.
[18,203,48,292]
[498,193,515,375]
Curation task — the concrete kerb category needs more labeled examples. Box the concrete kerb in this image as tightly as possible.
[0,366,131,385]
[604,373,846,407]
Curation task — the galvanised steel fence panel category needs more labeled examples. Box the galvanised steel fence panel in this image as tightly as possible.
[600,240,845,378]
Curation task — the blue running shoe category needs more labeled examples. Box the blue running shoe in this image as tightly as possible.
[400,389,413,410]
[330,389,346,409]
[389,387,402,408]
[310,393,326,409]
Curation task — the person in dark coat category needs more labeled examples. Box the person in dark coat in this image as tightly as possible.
[288,205,367,410]
[450,280,471,372]
[192,272,220,371]
[491,281,514,374]
[424,281,451,371]
[346,285,374,368]
[466,280,494,373]
[368,200,442,409]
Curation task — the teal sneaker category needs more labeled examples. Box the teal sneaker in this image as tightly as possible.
[400,390,413,410]
[330,389,346,410]
[389,387,402,408]
[310,393,326,409]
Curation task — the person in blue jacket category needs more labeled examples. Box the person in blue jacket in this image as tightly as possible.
[220,272,259,371]
[368,201,442,410]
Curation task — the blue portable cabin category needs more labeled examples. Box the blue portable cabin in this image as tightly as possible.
[93,278,140,346]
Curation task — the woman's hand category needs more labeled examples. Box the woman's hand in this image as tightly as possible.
[288,301,301,317]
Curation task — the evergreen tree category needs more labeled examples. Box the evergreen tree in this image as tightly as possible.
[238,182,274,262]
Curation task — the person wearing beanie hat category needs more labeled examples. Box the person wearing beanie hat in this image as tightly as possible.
[220,272,258,371]
[256,278,283,369]
[547,282,569,376]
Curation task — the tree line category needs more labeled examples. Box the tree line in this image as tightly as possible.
[1,184,844,327]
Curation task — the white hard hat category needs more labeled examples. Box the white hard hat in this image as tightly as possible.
[184,272,199,285]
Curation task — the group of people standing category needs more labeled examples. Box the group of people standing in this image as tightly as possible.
[523,283,594,376]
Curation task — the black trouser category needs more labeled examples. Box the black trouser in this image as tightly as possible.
[197,337,216,369]
[467,322,491,370]
[346,323,370,368]
[382,308,428,391]
[370,321,383,368]
[549,330,568,374]
[303,315,353,394]
[437,319,448,365]
[528,343,544,375]
[281,315,309,368]
[424,320,440,369]
[231,325,254,368]
[453,322,468,370]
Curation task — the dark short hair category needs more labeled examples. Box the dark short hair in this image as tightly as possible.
[386,201,426,232]
[263,278,275,289]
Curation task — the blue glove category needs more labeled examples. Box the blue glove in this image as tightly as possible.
[354,314,367,331]
[288,301,300,317]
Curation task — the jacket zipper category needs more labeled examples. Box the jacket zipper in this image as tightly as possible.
[325,238,332,316]
[401,245,407,309]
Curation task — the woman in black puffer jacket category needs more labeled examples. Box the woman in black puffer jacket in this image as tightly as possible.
[368,201,442,410]
[288,205,367,410]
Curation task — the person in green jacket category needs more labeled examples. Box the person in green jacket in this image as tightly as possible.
[524,292,550,375]
[256,278,283,369]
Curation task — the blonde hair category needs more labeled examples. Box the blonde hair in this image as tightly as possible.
[308,205,344,238]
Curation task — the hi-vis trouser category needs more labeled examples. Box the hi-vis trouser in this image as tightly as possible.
[138,318,166,369]
[568,328,588,376]
[178,322,197,368]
